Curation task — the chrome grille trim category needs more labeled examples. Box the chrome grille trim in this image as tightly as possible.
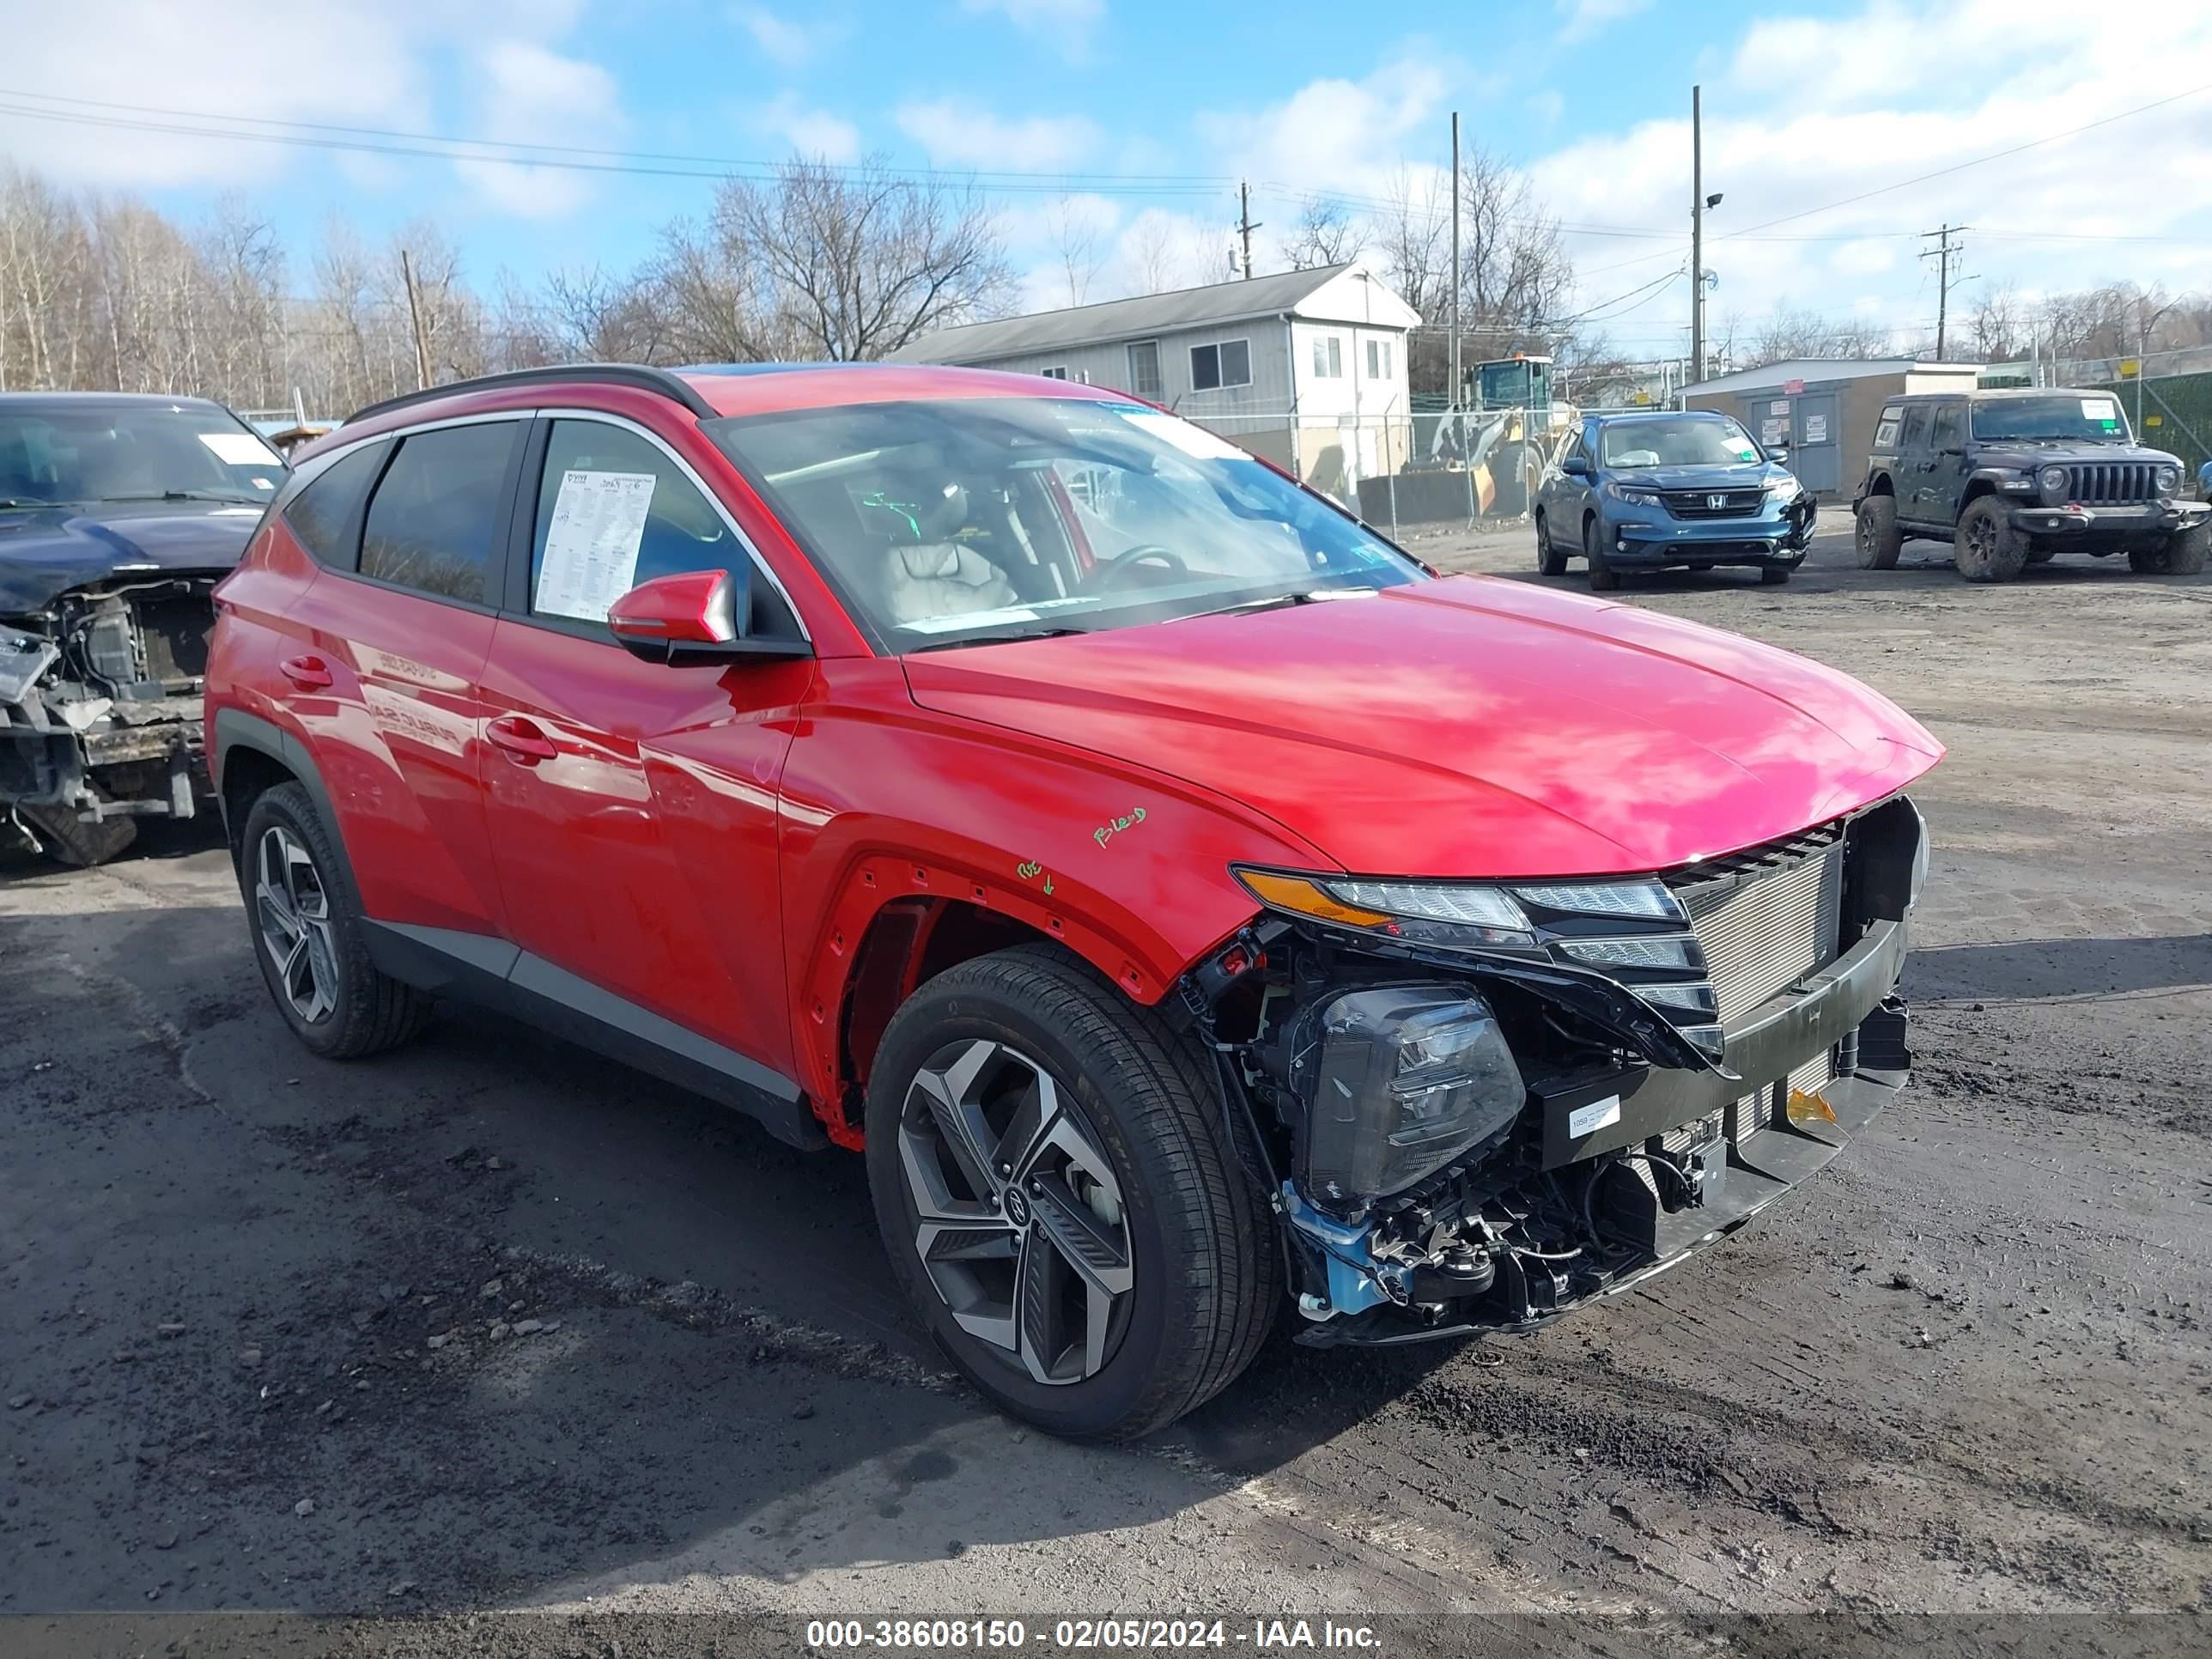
[1662,487,1764,520]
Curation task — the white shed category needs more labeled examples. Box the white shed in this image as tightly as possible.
[888,262,1421,494]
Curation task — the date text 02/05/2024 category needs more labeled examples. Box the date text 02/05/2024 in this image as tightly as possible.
[802,1618,1382,1650]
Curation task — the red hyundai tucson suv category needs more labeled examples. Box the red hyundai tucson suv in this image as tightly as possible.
[206,363,1942,1439]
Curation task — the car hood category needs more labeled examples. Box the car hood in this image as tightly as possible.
[903,576,1943,879]
[1607,464,1779,491]
[0,500,264,614]
[1971,441,2180,471]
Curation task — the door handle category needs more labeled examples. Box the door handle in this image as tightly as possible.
[484,714,558,765]
[278,654,334,690]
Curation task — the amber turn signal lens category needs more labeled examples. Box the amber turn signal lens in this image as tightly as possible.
[1235,870,1395,928]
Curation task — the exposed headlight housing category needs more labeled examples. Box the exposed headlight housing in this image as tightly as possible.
[1303,986,1525,1216]
[1764,474,1800,496]
[1602,480,1664,506]
[2038,464,2069,505]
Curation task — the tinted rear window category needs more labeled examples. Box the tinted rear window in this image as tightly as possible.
[283,441,387,570]
[359,423,517,605]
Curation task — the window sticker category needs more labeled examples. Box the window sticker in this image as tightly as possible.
[2080,397,2119,423]
[534,469,656,623]
[199,431,285,467]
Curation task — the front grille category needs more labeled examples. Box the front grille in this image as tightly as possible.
[1662,488,1764,519]
[1675,841,1844,1024]
[2063,461,2155,504]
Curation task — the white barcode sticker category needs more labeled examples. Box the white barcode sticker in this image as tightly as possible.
[1568,1096,1622,1138]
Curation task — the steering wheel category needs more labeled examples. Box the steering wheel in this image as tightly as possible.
[1086,544,1188,591]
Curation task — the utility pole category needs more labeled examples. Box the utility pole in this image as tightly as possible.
[1690,85,1703,387]
[1449,111,1462,409]
[1236,183,1260,280]
[1920,224,1972,361]
[399,248,432,391]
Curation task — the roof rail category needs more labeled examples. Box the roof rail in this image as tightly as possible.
[343,363,716,427]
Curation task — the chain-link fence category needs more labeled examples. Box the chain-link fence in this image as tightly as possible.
[1178,405,1577,541]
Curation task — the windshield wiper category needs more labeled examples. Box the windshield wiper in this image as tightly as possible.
[1192,586,1382,621]
[0,497,52,509]
[97,489,264,505]
[908,624,1090,652]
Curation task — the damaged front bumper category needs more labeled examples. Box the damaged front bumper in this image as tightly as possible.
[1291,932,1910,1347]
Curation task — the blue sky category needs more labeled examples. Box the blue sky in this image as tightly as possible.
[4,0,2209,360]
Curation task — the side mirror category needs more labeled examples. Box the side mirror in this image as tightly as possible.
[1561,454,1591,478]
[1765,443,1791,462]
[1939,444,1966,458]
[606,568,809,665]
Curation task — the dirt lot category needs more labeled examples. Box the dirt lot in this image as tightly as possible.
[3,522,2208,1651]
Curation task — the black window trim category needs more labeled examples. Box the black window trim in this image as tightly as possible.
[501,407,814,650]
[334,410,530,617]
[278,434,392,573]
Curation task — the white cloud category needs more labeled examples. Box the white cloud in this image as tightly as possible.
[1557,0,1651,45]
[454,40,624,219]
[756,93,862,163]
[896,100,1103,172]
[1527,89,1565,127]
[960,0,1104,32]
[1527,0,2212,350]
[734,5,839,69]
[0,0,613,218]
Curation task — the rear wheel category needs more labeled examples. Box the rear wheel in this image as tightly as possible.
[1584,517,1619,591]
[865,945,1277,1441]
[239,782,431,1059]
[2130,523,2209,574]
[1534,511,1568,576]
[1954,497,2027,583]
[1854,494,1902,568]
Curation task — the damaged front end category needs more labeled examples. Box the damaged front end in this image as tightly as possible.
[1182,794,1927,1346]
[1,574,221,864]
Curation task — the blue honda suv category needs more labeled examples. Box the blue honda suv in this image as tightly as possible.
[1533,410,1816,591]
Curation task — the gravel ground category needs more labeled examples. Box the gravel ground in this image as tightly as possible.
[2,520,2208,1654]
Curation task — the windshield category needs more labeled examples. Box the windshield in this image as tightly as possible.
[1970,395,2133,442]
[1598,416,1762,468]
[0,402,287,507]
[706,397,1421,648]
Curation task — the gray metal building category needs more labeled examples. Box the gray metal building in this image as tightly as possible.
[1685,358,1982,495]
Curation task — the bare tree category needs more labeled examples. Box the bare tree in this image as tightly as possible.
[1745,306,1891,369]
[1968,283,2025,364]
[1045,195,1105,308]
[1283,198,1360,270]
[714,158,1014,360]
[1123,212,1188,296]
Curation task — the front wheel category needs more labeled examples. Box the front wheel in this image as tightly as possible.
[865,945,1278,1441]
[1954,497,2027,582]
[1759,564,1792,586]
[1855,495,1902,568]
[2130,523,2209,574]
[1584,517,1620,591]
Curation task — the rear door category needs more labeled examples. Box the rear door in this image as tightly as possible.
[1922,400,1971,523]
[270,416,525,936]
[477,412,815,1079]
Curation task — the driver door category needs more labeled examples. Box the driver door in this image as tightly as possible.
[1922,401,1971,524]
[477,414,814,1075]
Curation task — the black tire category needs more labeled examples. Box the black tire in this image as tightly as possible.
[1584,516,1620,591]
[1759,564,1792,586]
[2130,523,2209,575]
[1534,510,1568,576]
[17,800,137,867]
[1854,494,1902,569]
[237,781,431,1060]
[1954,497,2027,583]
[865,944,1279,1441]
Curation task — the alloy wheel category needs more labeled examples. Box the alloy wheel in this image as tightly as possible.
[254,825,339,1024]
[1964,516,1994,562]
[897,1037,1134,1386]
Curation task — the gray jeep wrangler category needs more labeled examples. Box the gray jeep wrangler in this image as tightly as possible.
[1851,388,2209,580]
